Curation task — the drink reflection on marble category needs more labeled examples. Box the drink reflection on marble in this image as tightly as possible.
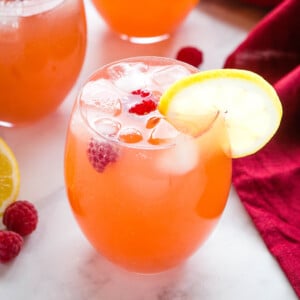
[91,0,199,43]
[64,56,232,273]
[0,0,87,127]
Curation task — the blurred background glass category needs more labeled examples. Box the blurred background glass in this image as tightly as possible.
[0,0,87,127]
[91,0,199,44]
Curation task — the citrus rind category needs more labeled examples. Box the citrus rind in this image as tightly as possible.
[158,69,282,158]
[0,138,20,215]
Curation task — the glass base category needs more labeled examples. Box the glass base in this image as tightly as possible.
[119,33,170,44]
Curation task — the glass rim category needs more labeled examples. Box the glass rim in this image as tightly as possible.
[77,55,221,150]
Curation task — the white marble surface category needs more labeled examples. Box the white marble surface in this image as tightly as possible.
[0,0,298,299]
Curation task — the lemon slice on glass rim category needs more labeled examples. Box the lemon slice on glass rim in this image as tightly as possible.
[0,138,20,215]
[158,68,282,158]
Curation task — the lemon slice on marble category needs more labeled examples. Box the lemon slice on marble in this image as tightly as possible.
[158,69,282,158]
[0,138,20,215]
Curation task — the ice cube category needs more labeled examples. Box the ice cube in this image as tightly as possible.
[0,0,22,34]
[151,65,191,91]
[80,79,122,117]
[108,62,148,79]
[92,118,121,138]
[148,118,179,145]
[157,135,199,175]
[109,62,150,92]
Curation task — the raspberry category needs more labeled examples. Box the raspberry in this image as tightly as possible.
[128,89,158,115]
[3,200,38,237]
[131,89,150,97]
[129,99,157,115]
[87,139,118,173]
[176,46,203,68]
[0,230,23,263]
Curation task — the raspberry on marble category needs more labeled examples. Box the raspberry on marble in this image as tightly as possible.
[0,230,23,263]
[176,46,203,68]
[3,200,38,237]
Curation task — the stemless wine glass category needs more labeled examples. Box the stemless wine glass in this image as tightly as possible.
[0,0,87,127]
[64,56,232,273]
[91,0,199,43]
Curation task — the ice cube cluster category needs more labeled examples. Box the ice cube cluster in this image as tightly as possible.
[80,62,197,147]
[78,60,200,174]
[80,61,193,145]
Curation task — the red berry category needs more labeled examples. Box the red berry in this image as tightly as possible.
[3,200,38,237]
[176,46,203,67]
[131,89,150,97]
[0,230,23,263]
[129,99,157,115]
[128,89,158,115]
[87,139,119,173]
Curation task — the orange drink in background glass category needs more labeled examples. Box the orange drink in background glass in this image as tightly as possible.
[91,0,199,43]
[64,56,232,273]
[0,0,87,127]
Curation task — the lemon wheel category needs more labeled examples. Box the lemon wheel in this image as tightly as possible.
[158,69,282,158]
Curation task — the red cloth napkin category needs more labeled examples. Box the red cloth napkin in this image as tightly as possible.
[225,0,300,84]
[224,0,300,297]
